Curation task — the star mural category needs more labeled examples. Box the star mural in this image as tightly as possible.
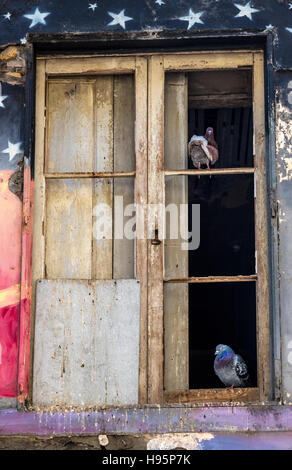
[178,9,205,30]
[0,92,8,109]
[89,3,98,12]
[234,2,260,21]
[1,141,23,162]
[23,8,50,29]
[0,2,290,74]
[107,9,133,29]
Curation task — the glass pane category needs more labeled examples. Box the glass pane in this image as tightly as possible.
[46,177,135,280]
[46,74,135,173]
[164,174,255,277]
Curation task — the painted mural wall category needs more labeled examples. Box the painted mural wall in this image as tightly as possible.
[0,80,24,398]
[0,0,292,403]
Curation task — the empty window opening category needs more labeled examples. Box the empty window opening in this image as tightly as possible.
[164,68,258,392]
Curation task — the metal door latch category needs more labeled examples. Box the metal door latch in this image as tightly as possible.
[151,228,161,245]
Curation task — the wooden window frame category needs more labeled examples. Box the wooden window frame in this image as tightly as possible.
[147,51,269,404]
[32,50,269,407]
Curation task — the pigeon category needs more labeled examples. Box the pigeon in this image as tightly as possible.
[205,127,219,165]
[188,127,219,171]
[214,344,250,388]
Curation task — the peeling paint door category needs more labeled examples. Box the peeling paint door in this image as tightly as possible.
[32,57,147,406]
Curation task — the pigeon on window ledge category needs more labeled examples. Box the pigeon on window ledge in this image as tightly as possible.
[214,344,250,388]
[188,127,219,171]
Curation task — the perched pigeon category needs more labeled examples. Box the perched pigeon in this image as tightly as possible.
[214,344,249,388]
[188,127,219,170]
[205,127,219,165]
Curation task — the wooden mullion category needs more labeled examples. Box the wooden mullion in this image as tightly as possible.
[30,60,47,402]
[253,52,270,401]
[45,56,136,75]
[135,57,148,404]
[32,60,47,304]
[164,168,254,176]
[44,171,135,179]
[37,50,263,61]
[164,52,253,71]
[147,55,165,404]
[164,275,257,283]
[164,387,259,404]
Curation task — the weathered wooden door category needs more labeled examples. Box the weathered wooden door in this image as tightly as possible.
[32,57,148,406]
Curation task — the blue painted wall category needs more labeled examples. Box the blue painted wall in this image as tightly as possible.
[0,1,292,66]
[0,0,292,432]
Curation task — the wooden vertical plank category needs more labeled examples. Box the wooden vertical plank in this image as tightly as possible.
[113,75,135,279]
[148,56,164,403]
[135,57,148,403]
[32,59,46,318]
[46,79,95,173]
[31,60,47,403]
[92,76,114,279]
[164,73,189,390]
[253,52,270,401]
[45,179,92,279]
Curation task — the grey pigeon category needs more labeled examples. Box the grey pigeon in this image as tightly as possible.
[214,344,250,388]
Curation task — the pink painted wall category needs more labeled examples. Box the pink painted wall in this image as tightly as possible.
[0,170,22,397]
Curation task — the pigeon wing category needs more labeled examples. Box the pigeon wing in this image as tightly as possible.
[235,355,249,383]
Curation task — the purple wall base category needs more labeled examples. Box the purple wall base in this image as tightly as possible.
[1,405,292,437]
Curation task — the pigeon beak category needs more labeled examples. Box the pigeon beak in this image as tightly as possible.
[215,350,219,355]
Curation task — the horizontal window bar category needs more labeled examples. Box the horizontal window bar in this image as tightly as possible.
[44,171,136,179]
[164,275,257,283]
[164,387,259,404]
[164,168,255,176]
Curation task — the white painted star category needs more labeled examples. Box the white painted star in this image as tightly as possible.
[2,141,23,162]
[234,2,260,21]
[107,9,133,29]
[265,24,274,30]
[23,8,50,29]
[0,93,8,108]
[155,0,165,5]
[178,9,204,30]
[20,37,27,45]
[3,12,11,20]
[286,27,292,33]
[89,3,98,11]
